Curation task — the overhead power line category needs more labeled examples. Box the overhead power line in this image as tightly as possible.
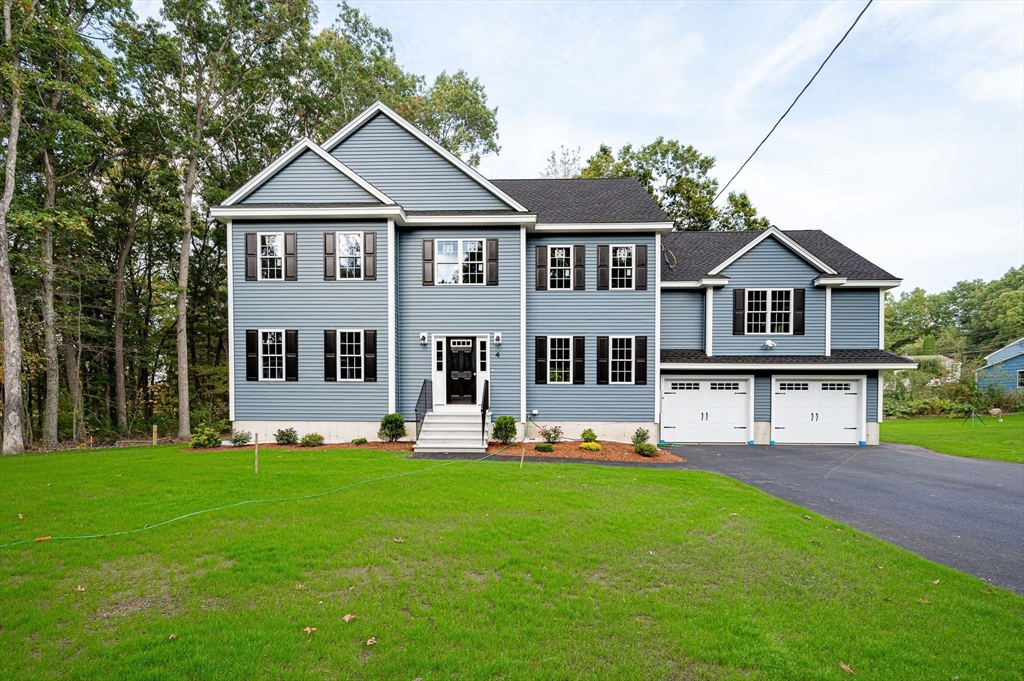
[714,0,874,202]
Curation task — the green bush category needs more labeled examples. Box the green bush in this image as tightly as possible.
[635,443,658,458]
[351,437,368,446]
[378,413,407,442]
[535,442,554,453]
[581,428,597,443]
[189,427,222,449]
[493,416,518,444]
[300,432,324,447]
[579,442,601,452]
[229,430,252,447]
[538,424,563,444]
[275,428,298,445]
[631,427,650,448]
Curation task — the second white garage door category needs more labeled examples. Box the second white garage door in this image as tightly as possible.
[661,377,751,443]
[772,378,863,444]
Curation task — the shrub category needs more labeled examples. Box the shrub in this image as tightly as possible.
[579,442,602,452]
[581,428,597,443]
[275,428,298,445]
[300,432,324,447]
[535,442,554,453]
[493,416,518,444]
[538,424,563,444]
[229,430,252,447]
[631,427,650,448]
[636,443,658,458]
[378,413,407,442]
[351,437,368,446]
[189,427,222,449]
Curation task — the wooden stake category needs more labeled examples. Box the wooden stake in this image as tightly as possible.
[152,424,157,446]
[254,433,259,474]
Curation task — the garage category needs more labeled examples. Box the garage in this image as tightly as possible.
[661,377,752,443]
[771,377,864,444]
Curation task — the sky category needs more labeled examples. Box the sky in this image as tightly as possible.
[134,0,1024,295]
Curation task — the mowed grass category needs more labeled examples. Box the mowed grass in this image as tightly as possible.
[881,412,1024,463]
[1,446,1021,680]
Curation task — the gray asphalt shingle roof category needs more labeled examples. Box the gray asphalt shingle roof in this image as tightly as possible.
[491,178,670,224]
[660,349,915,364]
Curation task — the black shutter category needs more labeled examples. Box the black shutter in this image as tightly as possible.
[245,233,257,281]
[284,233,297,281]
[573,245,585,290]
[422,239,434,286]
[635,244,647,290]
[535,245,547,290]
[285,330,298,381]
[733,289,745,335]
[535,336,547,384]
[596,336,609,384]
[246,330,259,380]
[486,238,499,286]
[363,330,377,382]
[597,245,609,290]
[323,330,336,381]
[323,233,336,281]
[363,232,376,281]
[634,336,647,385]
[793,289,805,336]
[572,336,585,384]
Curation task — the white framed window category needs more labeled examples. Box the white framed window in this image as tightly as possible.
[337,232,363,280]
[710,382,741,391]
[259,329,285,381]
[747,289,792,334]
[1017,370,1024,388]
[821,382,853,391]
[258,232,284,280]
[778,382,809,391]
[548,336,572,383]
[548,245,572,290]
[337,330,363,381]
[610,245,634,290]
[610,336,633,384]
[436,239,484,285]
[670,381,700,390]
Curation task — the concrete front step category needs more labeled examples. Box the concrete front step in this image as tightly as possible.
[415,410,489,454]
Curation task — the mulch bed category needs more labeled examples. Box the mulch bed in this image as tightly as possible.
[487,440,684,463]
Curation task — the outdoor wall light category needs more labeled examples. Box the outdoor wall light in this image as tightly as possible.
[419,332,428,346]
[763,339,777,349]
[494,332,502,346]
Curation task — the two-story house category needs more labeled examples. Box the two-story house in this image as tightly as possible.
[210,102,916,452]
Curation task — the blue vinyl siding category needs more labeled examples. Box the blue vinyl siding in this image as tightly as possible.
[867,372,878,422]
[985,339,1024,366]
[396,227,522,419]
[330,114,511,211]
[232,220,389,420]
[661,290,704,350]
[713,236,825,355]
[755,374,771,421]
[527,235,656,421]
[242,150,379,204]
[831,289,880,349]
[977,354,1024,391]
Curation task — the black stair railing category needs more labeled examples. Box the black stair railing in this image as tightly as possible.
[481,379,490,445]
[415,379,432,440]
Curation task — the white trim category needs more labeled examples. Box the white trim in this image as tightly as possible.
[546,336,573,384]
[532,221,674,234]
[879,289,885,350]
[839,279,902,289]
[335,329,365,382]
[654,232,662,424]
[210,203,538,227]
[814,276,848,287]
[663,362,918,371]
[982,337,1024,362]
[435,238,486,286]
[387,218,396,413]
[227,220,235,421]
[659,374,755,444]
[609,336,635,384]
[705,287,714,357]
[404,213,536,226]
[335,231,365,281]
[520,226,527,422]
[708,227,837,276]
[546,244,574,290]
[258,329,286,381]
[320,101,529,212]
[662,277,730,289]
[825,286,832,357]
[609,244,636,290]
[256,232,285,281]
[770,374,867,445]
[428,334,491,407]
[745,288,794,335]
[1017,369,1024,389]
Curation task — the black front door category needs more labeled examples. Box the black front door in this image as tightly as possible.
[446,337,476,405]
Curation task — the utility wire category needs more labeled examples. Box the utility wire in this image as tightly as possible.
[714,0,874,202]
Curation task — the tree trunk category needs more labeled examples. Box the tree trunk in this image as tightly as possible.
[41,150,59,446]
[59,289,83,440]
[175,157,198,440]
[114,221,135,432]
[0,0,25,454]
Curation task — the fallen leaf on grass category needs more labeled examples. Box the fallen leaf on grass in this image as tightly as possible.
[366,637,376,646]
[918,599,931,604]
[982,588,996,594]
[875,565,883,569]
[295,584,305,590]
[348,586,355,591]
[74,585,85,592]
[168,634,178,641]
[932,579,940,585]
[729,513,738,516]
[17,514,24,520]
[342,614,358,623]
[392,538,405,543]
[802,515,812,520]
[839,660,855,674]
[303,627,317,635]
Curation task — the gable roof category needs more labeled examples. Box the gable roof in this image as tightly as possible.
[491,178,671,224]
[983,337,1024,366]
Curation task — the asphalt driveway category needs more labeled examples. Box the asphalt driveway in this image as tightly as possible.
[668,443,1024,594]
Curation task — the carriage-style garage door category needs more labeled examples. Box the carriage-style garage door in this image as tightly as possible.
[661,377,751,443]
[772,378,863,444]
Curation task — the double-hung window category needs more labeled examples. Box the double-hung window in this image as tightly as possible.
[548,246,572,290]
[337,330,363,381]
[337,232,363,279]
[610,337,633,384]
[259,233,284,280]
[611,245,633,289]
[260,330,285,380]
[746,289,791,334]
[436,239,484,285]
[548,337,572,383]
[1017,370,1024,389]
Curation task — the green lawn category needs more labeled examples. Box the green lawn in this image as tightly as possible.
[881,412,1024,463]
[1,445,1021,680]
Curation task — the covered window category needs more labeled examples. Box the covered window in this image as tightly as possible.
[259,233,284,280]
[338,330,363,380]
[337,232,362,279]
[436,239,484,285]
[260,330,284,380]
[548,337,571,383]
[611,245,633,289]
[747,289,791,334]
[610,337,633,383]
[548,246,572,289]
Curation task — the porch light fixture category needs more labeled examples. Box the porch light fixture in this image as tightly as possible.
[419,332,428,346]
[763,339,777,349]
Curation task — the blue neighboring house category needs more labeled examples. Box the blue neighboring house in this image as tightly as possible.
[975,338,1024,392]
[210,102,916,452]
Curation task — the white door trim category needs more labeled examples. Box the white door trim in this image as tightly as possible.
[770,374,867,445]
[430,334,491,410]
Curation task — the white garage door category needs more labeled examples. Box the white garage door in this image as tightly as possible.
[772,378,862,444]
[661,378,751,443]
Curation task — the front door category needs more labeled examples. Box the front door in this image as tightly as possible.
[446,337,477,404]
